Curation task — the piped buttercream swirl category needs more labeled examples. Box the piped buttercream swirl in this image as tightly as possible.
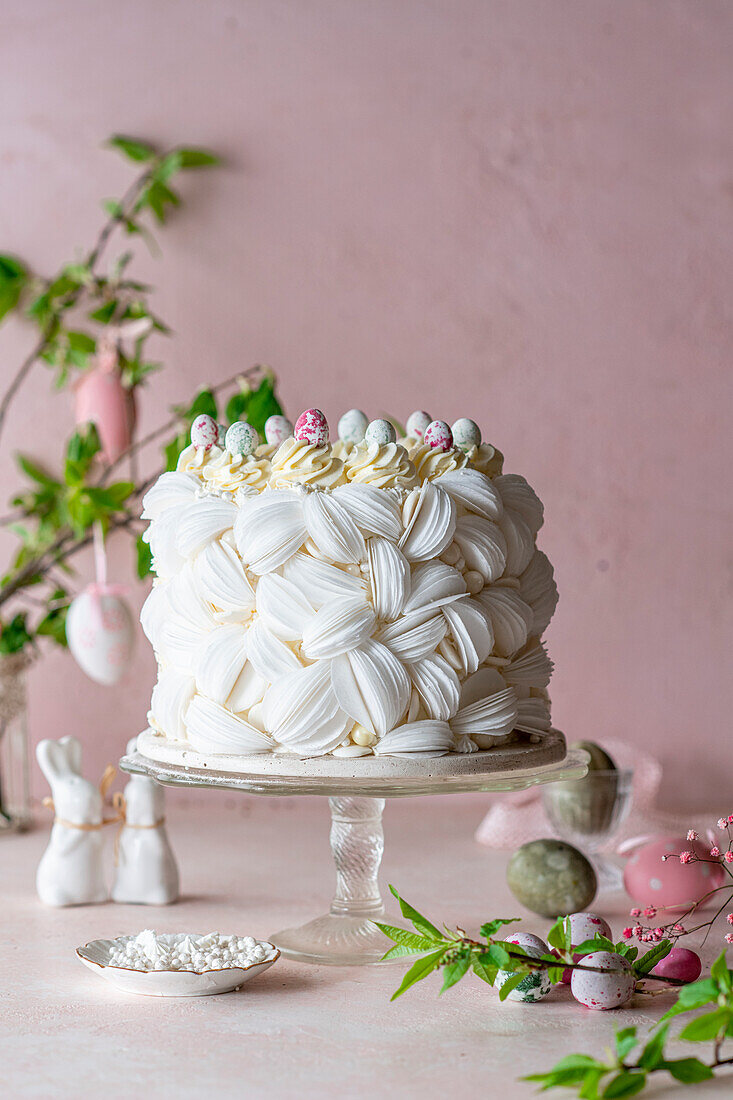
[466,443,504,478]
[201,449,271,492]
[268,437,345,489]
[409,442,468,482]
[345,442,418,489]
[177,442,222,476]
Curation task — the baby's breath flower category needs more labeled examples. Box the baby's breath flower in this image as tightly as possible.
[679,851,694,864]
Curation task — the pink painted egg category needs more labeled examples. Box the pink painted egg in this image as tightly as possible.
[190,414,219,450]
[294,408,329,445]
[623,835,726,912]
[66,588,135,686]
[652,947,702,984]
[406,410,432,438]
[559,913,613,983]
[571,951,634,1010]
[423,419,453,451]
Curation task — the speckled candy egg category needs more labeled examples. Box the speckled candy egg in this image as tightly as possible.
[559,912,614,983]
[623,835,725,912]
[451,417,481,453]
[264,414,294,445]
[423,419,453,452]
[338,408,369,444]
[496,934,553,1003]
[364,418,396,446]
[652,947,702,984]
[190,413,219,449]
[294,408,329,445]
[225,421,259,456]
[406,409,432,439]
[571,951,634,1010]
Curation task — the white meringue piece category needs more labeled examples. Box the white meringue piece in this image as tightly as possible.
[450,685,519,747]
[478,587,533,657]
[228,660,267,713]
[234,490,307,574]
[436,468,503,521]
[245,619,302,681]
[494,474,544,534]
[498,508,535,576]
[282,552,367,608]
[255,574,315,640]
[460,666,507,705]
[301,596,376,659]
[503,642,554,690]
[158,567,216,672]
[332,484,403,540]
[401,560,467,618]
[150,667,195,740]
[377,612,447,663]
[176,498,238,559]
[143,505,187,579]
[302,492,366,564]
[196,624,249,704]
[331,638,411,736]
[373,720,454,755]
[140,581,169,652]
[515,696,552,734]
[442,600,494,677]
[452,515,507,583]
[519,550,559,635]
[262,662,352,754]
[368,538,411,621]
[185,694,273,754]
[399,482,456,563]
[407,654,461,721]
[141,471,200,520]
[194,539,255,621]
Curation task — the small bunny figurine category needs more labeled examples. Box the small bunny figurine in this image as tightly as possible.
[111,737,179,905]
[36,737,108,906]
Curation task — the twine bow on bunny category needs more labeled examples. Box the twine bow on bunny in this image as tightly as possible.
[41,762,121,832]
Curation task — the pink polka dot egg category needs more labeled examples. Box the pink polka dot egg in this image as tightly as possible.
[294,408,329,445]
[623,835,725,912]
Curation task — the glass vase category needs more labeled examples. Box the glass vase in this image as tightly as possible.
[0,653,32,833]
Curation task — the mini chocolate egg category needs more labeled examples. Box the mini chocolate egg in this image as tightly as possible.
[294,408,329,445]
[451,417,481,453]
[406,410,432,438]
[190,413,219,449]
[264,414,294,445]
[225,421,259,456]
[424,419,453,452]
[338,409,369,444]
[571,950,634,1010]
[652,947,702,985]
[364,418,396,446]
[623,835,725,912]
[496,934,553,1003]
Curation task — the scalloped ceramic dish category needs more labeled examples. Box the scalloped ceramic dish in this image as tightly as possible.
[76,933,280,997]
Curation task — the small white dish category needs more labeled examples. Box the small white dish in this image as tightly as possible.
[76,933,280,997]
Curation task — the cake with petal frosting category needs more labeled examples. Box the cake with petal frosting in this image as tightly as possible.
[137,407,562,776]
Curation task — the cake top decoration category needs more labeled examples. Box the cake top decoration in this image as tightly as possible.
[190,414,219,450]
[338,408,369,444]
[225,421,259,456]
[294,408,329,445]
[423,419,453,452]
[406,410,432,439]
[451,418,481,453]
[264,415,294,445]
[364,418,396,446]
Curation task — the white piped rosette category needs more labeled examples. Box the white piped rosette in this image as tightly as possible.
[139,409,560,768]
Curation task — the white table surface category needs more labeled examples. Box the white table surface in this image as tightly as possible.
[4,791,731,1099]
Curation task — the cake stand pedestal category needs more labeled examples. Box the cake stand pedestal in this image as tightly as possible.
[120,749,587,966]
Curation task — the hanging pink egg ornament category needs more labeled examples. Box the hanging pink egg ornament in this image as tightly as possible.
[451,418,482,453]
[294,409,329,445]
[225,422,259,456]
[364,418,396,446]
[652,947,702,985]
[190,414,219,450]
[66,587,135,686]
[571,951,635,1010]
[264,415,294,445]
[406,410,432,439]
[73,353,135,464]
[623,835,726,912]
[424,420,453,452]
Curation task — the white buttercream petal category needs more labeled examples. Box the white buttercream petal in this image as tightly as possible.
[176,498,238,559]
[503,642,554,690]
[185,694,273,754]
[441,600,494,677]
[515,696,552,734]
[453,515,507,582]
[149,667,195,740]
[519,550,559,635]
[301,596,376,659]
[141,471,200,520]
[451,685,519,747]
[498,509,535,576]
[494,474,544,534]
[402,561,467,619]
[144,505,187,579]
[245,619,302,681]
[332,484,403,540]
[234,491,307,574]
[373,720,453,755]
[282,552,367,608]
[435,468,503,521]
[377,613,447,663]
[368,538,410,621]
[194,539,255,620]
[407,654,461,721]
[255,574,315,640]
[399,482,456,563]
[477,587,533,657]
[302,492,366,564]
[262,662,352,754]
[228,660,267,713]
[195,624,249,705]
[331,639,411,736]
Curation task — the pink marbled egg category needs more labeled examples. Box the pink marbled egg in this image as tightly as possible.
[294,408,329,445]
[406,410,432,438]
[264,414,294,445]
[423,419,453,451]
[571,951,634,1010]
[652,947,702,984]
[560,913,614,983]
[191,414,219,450]
[623,835,725,912]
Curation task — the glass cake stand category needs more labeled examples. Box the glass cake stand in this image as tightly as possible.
[120,746,587,966]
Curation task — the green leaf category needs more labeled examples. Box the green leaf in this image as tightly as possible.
[389,946,447,1001]
[387,886,443,940]
[225,374,283,437]
[711,951,732,991]
[108,135,156,162]
[660,977,719,1021]
[372,922,439,954]
[17,455,59,489]
[633,940,672,976]
[484,943,512,969]
[547,916,572,953]
[0,613,32,655]
[575,935,616,955]
[187,388,219,420]
[678,1007,731,1042]
[136,535,153,579]
[601,1071,646,1098]
[614,1027,638,1063]
[498,972,524,1001]
[0,253,28,321]
[479,918,522,939]
[89,300,118,324]
[440,951,471,993]
[177,148,220,168]
[66,330,96,353]
[471,954,497,986]
[662,1057,714,1083]
[637,1023,668,1070]
[579,1068,607,1100]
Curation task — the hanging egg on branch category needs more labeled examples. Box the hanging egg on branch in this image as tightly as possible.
[66,586,135,686]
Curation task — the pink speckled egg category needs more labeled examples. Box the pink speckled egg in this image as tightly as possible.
[191,413,219,449]
[406,410,432,438]
[424,419,453,451]
[559,913,613,983]
[294,408,329,445]
[571,951,634,1010]
[652,947,702,984]
[623,835,726,912]
[264,414,294,445]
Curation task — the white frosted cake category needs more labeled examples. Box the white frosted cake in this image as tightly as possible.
[138,407,561,777]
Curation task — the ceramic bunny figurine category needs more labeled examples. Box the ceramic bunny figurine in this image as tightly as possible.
[36,737,108,906]
[111,737,179,905]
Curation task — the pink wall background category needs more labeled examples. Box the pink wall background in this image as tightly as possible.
[1,1,731,810]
